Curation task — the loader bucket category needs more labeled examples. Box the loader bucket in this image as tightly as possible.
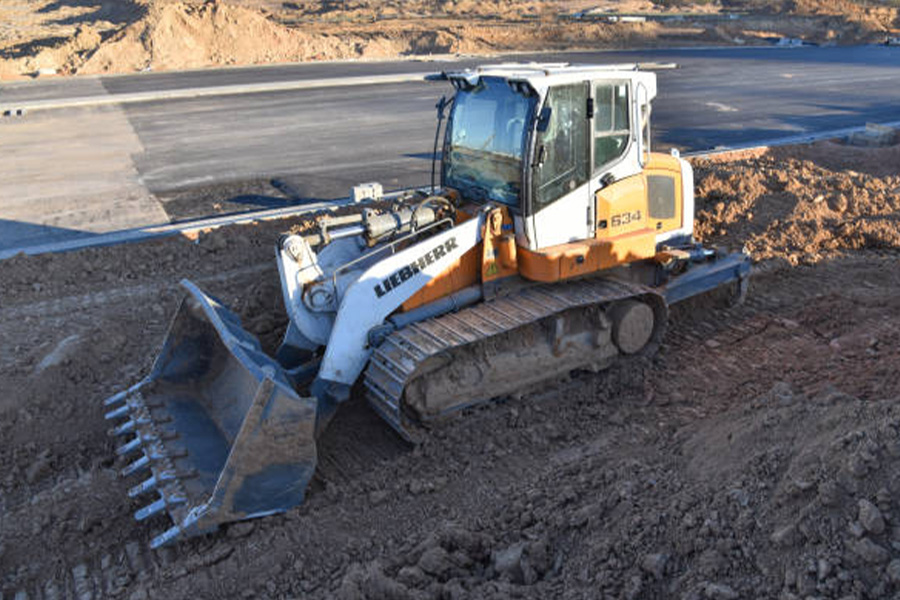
[103,280,318,548]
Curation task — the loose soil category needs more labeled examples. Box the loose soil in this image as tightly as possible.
[694,140,900,266]
[0,142,899,599]
[1,0,898,79]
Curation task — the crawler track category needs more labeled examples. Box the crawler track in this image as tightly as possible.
[364,278,667,439]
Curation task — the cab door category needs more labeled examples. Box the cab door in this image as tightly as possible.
[526,82,592,250]
[591,80,634,180]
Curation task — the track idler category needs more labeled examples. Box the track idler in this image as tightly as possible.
[103,280,319,548]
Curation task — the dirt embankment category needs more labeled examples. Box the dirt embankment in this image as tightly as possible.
[0,142,899,599]
[1,0,897,79]
[0,0,666,78]
[693,141,900,266]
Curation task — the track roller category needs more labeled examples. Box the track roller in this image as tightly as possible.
[609,299,656,354]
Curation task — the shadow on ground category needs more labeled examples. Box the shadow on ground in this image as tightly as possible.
[36,0,147,26]
[0,36,69,60]
[0,0,147,60]
[0,219,97,255]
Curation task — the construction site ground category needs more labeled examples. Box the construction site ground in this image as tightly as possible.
[1,140,900,599]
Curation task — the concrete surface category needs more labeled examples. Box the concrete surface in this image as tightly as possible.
[0,105,168,249]
[0,72,432,114]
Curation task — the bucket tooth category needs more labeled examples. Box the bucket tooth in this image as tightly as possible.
[104,404,131,421]
[111,415,155,437]
[129,475,159,498]
[116,437,143,457]
[128,471,175,498]
[103,390,128,408]
[150,526,183,549]
[135,498,166,521]
[112,419,136,436]
[122,455,150,477]
[121,440,175,477]
[103,378,149,407]
[135,493,186,521]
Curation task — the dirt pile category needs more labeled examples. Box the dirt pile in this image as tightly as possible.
[794,0,898,42]
[721,0,898,42]
[0,0,648,77]
[792,0,897,30]
[278,0,550,20]
[692,141,900,266]
[2,0,896,79]
[62,0,670,74]
[0,0,148,78]
[81,2,335,73]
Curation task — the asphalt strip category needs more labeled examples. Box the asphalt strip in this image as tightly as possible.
[3,120,899,260]
[0,72,434,115]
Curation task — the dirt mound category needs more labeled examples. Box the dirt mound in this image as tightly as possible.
[283,0,550,20]
[0,0,601,77]
[0,0,149,78]
[81,2,344,73]
[76,0,662,74]
[792,0,897,31]
[3,0,896,79]
[692,141,900,266]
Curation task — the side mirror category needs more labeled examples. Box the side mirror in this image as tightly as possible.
[536,107,552,132]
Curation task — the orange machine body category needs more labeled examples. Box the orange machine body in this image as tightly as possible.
[402,152,683,311]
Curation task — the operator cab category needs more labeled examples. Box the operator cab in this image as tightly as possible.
[440,63,664,252]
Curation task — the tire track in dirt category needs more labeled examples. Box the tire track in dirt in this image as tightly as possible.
[0,264,271,324]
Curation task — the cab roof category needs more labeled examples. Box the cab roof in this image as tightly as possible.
[437,62,660,98]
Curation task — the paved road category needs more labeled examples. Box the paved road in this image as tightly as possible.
[1,45,899,251]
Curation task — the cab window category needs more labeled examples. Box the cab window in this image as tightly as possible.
[593,82,630,172]
[532,83,590,212]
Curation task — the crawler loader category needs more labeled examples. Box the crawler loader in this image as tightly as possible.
[103,63,750,547]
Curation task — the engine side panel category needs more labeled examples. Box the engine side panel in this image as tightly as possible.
[315,210,486,393]
[400,245,481,311]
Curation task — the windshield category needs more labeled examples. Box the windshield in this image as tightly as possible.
[443,77,537,208]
